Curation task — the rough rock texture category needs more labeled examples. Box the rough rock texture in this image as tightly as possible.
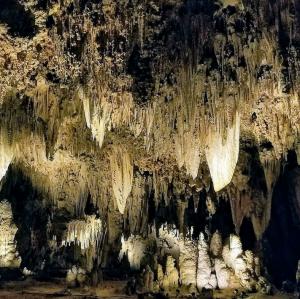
[0,0,299,292]
[0,200,21,268]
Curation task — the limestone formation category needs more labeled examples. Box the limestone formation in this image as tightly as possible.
[196,233,212,289]
[62,215,102,250]
[0,0,299,294]
[0,200,21,268]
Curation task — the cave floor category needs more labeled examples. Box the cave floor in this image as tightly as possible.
[0,280,297,299]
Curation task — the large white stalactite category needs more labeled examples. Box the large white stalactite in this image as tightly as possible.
[110,145,133,214]
[205,112,240,192]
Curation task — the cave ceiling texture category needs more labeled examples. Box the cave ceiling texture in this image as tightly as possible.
[0,0,300,297]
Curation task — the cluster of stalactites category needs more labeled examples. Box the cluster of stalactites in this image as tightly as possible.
[79,88,137,149]
[110,145,133,214]
[62,215,102,250]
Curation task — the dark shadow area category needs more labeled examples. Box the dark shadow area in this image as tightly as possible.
[240,217,256,251]
[0,166,73,281]
[0,166,51,274]
[211,196,235,239]
[127,45,154,104]
[0,0,36,38]
[263,150,300,288]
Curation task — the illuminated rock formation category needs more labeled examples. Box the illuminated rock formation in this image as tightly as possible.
[110,145,133,214]
[62,215,102,250]
[0,200,21,268]
[163,256,179,289]
[179,238,198,288]
[205,112,240,192]
[196,233,212,289]
[119,235,147,270]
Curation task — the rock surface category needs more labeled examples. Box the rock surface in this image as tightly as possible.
[0,0,299,293]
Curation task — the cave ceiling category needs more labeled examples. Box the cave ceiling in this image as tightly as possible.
[0,0,299,241]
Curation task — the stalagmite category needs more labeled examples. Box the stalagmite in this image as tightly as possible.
[63,215,102,250]
[210,231,223,257]
[163,256,179,289]
[157,264,164,285]
[0,200,21,268]
[179,238,197,287]
[222,235,243,270]
[215,259,230,289]
[205,112,240,192]
[110,145,133,214]
[196,233,212,289]
[222,235,257,290]
[66,266,87,286]
[157,225,180,258]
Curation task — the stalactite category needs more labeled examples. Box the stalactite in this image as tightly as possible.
[91,101,111,148]
[253,153,281,239]
[229,190,252,235]
[125,172,150,235]
[110,145,133,214]
[62,215,102,250]
[205,112,240,192]
[33,77,51,121]
[79,87,91,129]
[175,131,200,179]
[259,153,280,196]
[0,134,13,182]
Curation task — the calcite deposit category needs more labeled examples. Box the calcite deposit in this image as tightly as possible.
[0,0,299,296]
[0,201,21,268]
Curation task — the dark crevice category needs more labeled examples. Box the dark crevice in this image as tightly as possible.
[240,217,256,251]
[0,0,36,38]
